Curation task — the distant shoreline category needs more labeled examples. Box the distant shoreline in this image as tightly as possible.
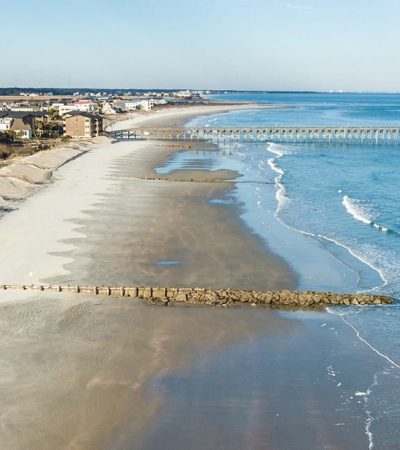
[105,102,272,130]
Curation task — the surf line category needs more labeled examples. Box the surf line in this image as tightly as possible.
[342,195,395,234]
[265,145,387,291]
[330,309,400,370]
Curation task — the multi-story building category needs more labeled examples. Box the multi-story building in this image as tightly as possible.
[63,112,103,138]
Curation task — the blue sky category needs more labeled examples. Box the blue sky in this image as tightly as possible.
[1,0,399,91]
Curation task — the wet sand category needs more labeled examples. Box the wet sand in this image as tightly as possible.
[44,139,295,290]
[0,291,386,450]
[0,105,393,449]
[126,310,388,450]
[0,291,294,450]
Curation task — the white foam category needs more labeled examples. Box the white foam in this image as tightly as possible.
[342,195,373,225]
[328,309,400,370]
[267,142,286,157]
[355,391,367,396]
[327,308,398,449]
[342,195,391,235]
[266,143,290,214]
[267,158,284,176]
[317,234,388,290]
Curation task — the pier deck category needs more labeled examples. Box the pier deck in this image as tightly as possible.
[108,126,400,145]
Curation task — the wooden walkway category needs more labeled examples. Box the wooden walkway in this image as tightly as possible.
[108,126,400,145]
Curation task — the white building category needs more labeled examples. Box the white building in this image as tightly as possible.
[139,99,152,111]
[152,98,168,106]
[175,90,192,98]
[102,102,117,115]
[0,116,13,132]
[59,100,99,116]
[124,101,141,111]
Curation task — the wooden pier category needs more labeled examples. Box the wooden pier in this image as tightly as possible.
[107,126,400,145]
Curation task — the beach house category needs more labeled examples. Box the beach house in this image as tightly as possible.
[0,114,13,132]
[0,111,45,139]
[102,102,117,115]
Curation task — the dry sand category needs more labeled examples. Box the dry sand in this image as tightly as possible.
[0,139,103,211]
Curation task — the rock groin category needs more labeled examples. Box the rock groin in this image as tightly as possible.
[0,284,392,308]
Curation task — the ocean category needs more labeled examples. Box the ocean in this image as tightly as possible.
[154,93,400,448]
[188,96,400,280]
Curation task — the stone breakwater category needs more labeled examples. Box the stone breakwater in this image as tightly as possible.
[0,284,392,308]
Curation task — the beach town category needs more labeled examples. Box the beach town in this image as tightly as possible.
[0,89,202,142]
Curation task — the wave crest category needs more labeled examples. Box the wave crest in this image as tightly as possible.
[342,195,390,233]
[266,143,289,212]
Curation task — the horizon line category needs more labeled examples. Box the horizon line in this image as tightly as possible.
[1,87,400,95]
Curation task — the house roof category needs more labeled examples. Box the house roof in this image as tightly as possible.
[0,111,46,119]
[64,111,102,120]
[10,118,33,131]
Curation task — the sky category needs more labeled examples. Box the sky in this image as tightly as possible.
[1,0,400,91]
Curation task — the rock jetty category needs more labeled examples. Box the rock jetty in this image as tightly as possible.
[0,284,392,308]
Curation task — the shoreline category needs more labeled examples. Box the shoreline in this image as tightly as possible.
[106,102,269,130]
[0,101,388,298]
[0,103,396,449]
[0,102,299,292]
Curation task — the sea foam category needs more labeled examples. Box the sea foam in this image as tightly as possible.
[267,143,289,212]
[342,195,374,225]
[342,195,390,233]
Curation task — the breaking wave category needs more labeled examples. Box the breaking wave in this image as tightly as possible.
[267,143,289,212]
[342,196,392,234]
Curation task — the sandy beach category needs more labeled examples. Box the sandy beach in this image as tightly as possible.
[0,104,391,449]
[106,103,270,130]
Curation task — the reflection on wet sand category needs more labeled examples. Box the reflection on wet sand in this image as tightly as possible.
[0,292,292,450]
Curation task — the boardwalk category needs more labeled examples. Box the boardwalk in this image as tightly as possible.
[108,126,400,145]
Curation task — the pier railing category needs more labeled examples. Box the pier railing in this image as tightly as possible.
[107,127,400,145]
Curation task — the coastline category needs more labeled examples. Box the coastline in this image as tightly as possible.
[0,102,297,290]
[106,102,270,130]
[0,102,395,449]
[0,103,264,212]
